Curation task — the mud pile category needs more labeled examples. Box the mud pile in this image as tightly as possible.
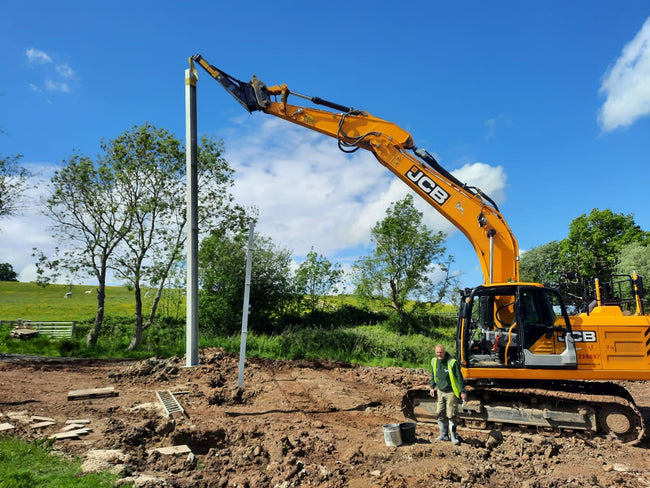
[1,350,649,487]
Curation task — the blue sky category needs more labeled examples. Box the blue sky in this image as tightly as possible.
[1,1,650,292]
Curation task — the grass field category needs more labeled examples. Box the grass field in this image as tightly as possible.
[0,281,167,322]
[0,280,457,367]
[0,437,126,487]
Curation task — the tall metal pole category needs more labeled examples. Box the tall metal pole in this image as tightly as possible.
[185,65,199,367]
[238,221,255,387]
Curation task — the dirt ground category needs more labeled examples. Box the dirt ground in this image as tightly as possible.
[1,349,649,488]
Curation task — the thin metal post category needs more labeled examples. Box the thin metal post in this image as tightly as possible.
[488,229,496,284]
[238,221,255,387]
[185,66,199,367]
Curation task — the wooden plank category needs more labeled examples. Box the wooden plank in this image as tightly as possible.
[65,419,90,424]
[67,387,117,400]
[0,423,15,432]
[30,421,56,429]
[60,423,86,431]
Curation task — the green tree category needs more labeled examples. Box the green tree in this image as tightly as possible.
[519,241,562,284]
[43,153,132,346]
[0,262,18,281]
[351,194,455,333]
[42,124,244,349]
[199,229,294,335]
[295,247,343,313]
[105,124,245,351]
[617,242,650,280]
[0,154,30,220]
[559,208,648,277]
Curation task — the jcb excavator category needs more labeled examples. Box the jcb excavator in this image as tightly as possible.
[191,54,650,443]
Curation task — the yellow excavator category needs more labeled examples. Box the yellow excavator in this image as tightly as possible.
[192,54,650,443]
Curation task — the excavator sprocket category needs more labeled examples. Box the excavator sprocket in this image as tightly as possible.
[402,380,645,444]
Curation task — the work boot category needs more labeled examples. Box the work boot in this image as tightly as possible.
[436,419,449,441]
[449,419,460,445]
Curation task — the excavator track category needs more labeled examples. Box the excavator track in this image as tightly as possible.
[402,380,645,444]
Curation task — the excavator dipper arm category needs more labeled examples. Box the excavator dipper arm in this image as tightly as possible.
[191,54,519,285]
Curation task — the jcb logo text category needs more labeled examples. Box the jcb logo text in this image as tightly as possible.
[559,331,597,343]
[406,167,450,205]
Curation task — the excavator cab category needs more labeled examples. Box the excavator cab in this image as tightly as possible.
[457,284,577,369]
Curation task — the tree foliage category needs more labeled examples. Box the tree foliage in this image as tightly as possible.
[106,124,188,351]
[558,208,648,277]
[519,241,562,284]
[0,262,18,281]
[617,242,650,279]
[295,247,343,313]
[43,152,132,345]
[41,124,245,350]
[351,194,455,333]
[0,154,30,220]
[199,229,294,335]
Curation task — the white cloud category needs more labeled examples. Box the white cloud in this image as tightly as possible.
[45,80,70,93]
[0,214,53,282]
[25,48,77,95]
[223,118,507,263]
[225,118,392,259]
[0,162,67,283]
[484,114,508,141]
[599,16,650,131]
[26,48,52,65]
[56,63,75,79]
[454,162,507,203]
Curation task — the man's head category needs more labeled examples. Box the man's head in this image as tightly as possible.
[435,344,446,359]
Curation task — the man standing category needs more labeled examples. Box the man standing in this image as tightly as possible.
[429,344,467,445]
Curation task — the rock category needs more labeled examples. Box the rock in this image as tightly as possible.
[485,429,504,449]
[116,474,168,487]
[154,418,175,436]
[185,452,197,468]
[81,449,128,475]
[544,444,560,459]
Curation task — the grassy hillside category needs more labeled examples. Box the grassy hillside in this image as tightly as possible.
[0,281,151,321]
[1,280,457,366]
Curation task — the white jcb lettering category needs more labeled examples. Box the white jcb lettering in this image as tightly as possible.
[406,166,450,205]
[559,330,597,343]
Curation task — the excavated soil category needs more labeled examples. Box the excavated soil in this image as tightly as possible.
[1,349,649,487]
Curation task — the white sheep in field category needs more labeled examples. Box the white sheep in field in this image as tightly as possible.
[85,289,93,294]
[64,292,72,299]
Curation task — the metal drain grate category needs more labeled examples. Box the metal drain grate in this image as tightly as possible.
[156,390,186,417]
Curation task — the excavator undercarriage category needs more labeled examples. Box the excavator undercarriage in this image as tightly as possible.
[402,380,645,444]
